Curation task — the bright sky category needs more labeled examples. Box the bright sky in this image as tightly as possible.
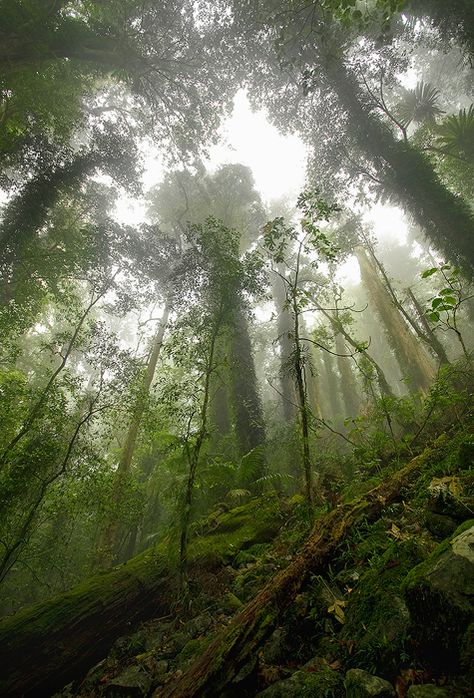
[114,89,411,289]
[114,90,307,224]
[207,90,307,203]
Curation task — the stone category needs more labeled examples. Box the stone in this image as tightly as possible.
[106,665,152,697]
[222,591,243,613]
[257,665,344,697]
[427,478,470,521]
[344,668,396,697]
[403,522,474,671]
[424,512,458,540]
[262,627,287,665]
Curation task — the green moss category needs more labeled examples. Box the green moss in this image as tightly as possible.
[297,666,344,697]
[343,538,426,675]
[178,636,210,663]
[191,494,281,566]
[402,519,474,592]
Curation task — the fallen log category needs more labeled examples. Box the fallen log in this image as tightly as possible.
[0,495,282,697]
[156,435,448,698]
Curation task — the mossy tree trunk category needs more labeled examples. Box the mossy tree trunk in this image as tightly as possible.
[0,497,282,698]
[156,435,447,698]
[327,56,474,273]
[335,332,361,417]
[230,305,266,459]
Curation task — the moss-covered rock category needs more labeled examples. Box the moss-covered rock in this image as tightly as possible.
[402,521,474,674]
[342,538,425,675]
[344,669,395,697]
[257,664,344,697]
[424,512,458,540]
[106,665,153,697]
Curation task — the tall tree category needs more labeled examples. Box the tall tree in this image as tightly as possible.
[355,246,435,391]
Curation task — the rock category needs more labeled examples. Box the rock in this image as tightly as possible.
[427,478,470,521]
[188,613,212,636]
[106,665,152,697]
[407,686,454,697]
[344,669,396,697]
[257,665,344,697]
[403,522,474,672]
[262,627,287,665]
[222,591,243,613]
[154,659,169,676]
[424,512,458,540]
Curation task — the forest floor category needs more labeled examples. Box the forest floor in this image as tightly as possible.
[38,423,474,698]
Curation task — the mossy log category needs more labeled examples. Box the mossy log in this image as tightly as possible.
[0,496,282,697]
[157,435,448,698]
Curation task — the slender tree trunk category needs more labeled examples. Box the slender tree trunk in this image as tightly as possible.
[157,434,448,698]
[179,316,221,588]
[355,247,435,392]
[97,302,170,569]
[335,332,361,416]
[0,286,107,468]
[0,392,104,584]
[272,271,297,422]
[315,302,394,397]
[363,243,449,365]
[406,286,449,364]
[292,292,313,511]
[321,350,344,422]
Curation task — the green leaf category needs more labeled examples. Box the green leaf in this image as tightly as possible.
[428,311,440,322]
[421,268,438,278]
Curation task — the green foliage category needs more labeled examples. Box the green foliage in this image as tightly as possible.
[435,105,474,160]
[396,81,443,128]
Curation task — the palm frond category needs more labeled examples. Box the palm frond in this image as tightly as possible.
[396,81,444,127]
[435,105,474,159]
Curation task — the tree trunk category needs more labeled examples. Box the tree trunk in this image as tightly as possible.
[406,286,449,365]
[272,271,297,422]
[314,301,394,398]
[230,305,266,457]
[356,247,435,392]
[156,434,448,698]
[0,496,282,698]
[364,243,449,366]
[97,303,170,568]
[335,332,361,416]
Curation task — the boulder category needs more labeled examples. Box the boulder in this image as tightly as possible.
[403,522,474,673]
[344,669,396,697]
[106,665,152,697]
[257,665,344,697]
